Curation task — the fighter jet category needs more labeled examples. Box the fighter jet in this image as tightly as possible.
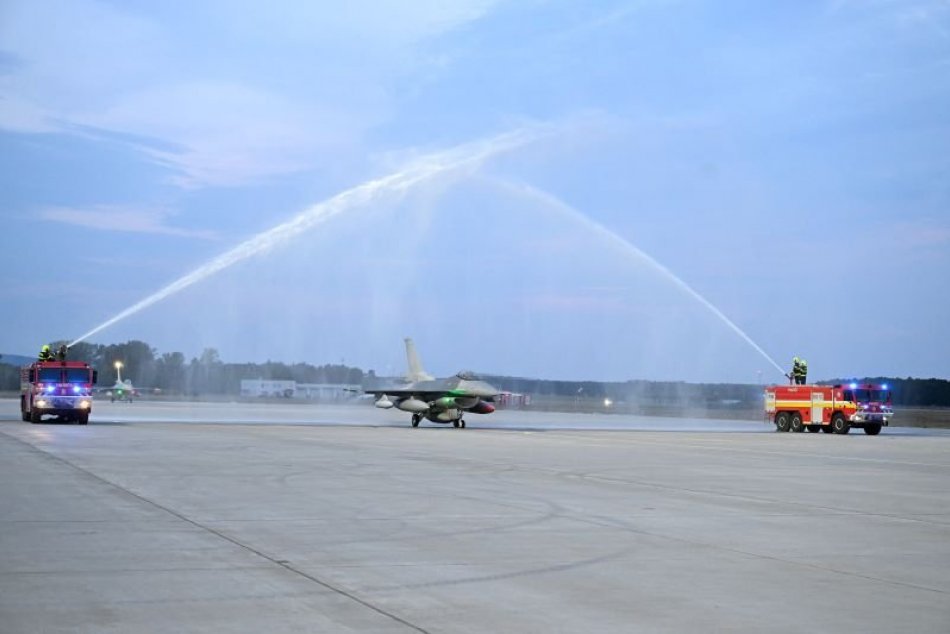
[93,366,155,402]
[97,378,139,403]
[365,338,498,428]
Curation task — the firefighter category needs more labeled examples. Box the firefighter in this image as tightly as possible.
[56,344,68,361]
[799,358,808,385]
[38,344,54,361]
[792,357,806,385]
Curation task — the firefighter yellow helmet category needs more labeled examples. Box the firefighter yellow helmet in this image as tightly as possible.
[42,344,51,352]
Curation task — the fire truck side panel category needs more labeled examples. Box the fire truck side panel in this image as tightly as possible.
[811,391,823,424]
[764,383,892,435]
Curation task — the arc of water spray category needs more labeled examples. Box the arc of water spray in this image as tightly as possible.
[487,178,787,377]
[69,126,550,347]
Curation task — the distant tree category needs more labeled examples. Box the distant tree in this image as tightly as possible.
[198,348,221,366]
[0,363,18,391]
[53,341,103,366]
[155,352,186,394]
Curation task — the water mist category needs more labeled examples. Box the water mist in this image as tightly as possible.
[69,126,548,347]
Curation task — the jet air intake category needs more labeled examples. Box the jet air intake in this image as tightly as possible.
[436,395,478,409]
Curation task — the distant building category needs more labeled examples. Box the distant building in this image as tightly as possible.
[240,379,296,398]
[240,379,361,401]
[496,392,531,408]
[295,383,361,401]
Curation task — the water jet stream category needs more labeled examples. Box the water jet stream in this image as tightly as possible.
[487,178,787,377]
[69,127,548,347]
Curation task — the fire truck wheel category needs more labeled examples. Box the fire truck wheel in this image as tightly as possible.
[775,412,790,432]
[78,412,89,425]
[29,409,41,424]
[831,414,850,435]
[863,424,881,436]
[790,414,804,433]
[806,425,821,433]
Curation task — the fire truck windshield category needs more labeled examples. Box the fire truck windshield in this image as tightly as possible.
[65,368,90,383]
[854,389,890,403]
[38,368,61,382]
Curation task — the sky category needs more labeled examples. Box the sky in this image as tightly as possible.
[1,0,948,383]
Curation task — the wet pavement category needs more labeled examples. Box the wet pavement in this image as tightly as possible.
[2,399,949,633]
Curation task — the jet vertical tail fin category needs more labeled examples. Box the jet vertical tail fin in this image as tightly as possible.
[404,337,434,382]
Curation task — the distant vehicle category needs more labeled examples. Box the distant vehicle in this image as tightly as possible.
[364,338,499,428]
[94,362,159,402]
[97,379,139,403]
[20,360,98,424]
[765,383,893,435]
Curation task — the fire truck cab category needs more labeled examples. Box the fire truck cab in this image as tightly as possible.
[765,383,892,435]
[20,361,98,425]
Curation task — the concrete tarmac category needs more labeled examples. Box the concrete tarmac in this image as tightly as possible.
[2,399,949,633]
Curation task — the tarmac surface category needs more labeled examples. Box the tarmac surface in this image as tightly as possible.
[2,399,949,633]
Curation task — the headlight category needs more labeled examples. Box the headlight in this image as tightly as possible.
[36,399,47,408]
[78,401,91,409]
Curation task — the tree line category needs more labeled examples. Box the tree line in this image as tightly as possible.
[487,375,950,409]
[0,341,368,396]
[2,342,949,406]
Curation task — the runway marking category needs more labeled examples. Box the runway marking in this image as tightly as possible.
[0,430,433,634]
[473,429,950,469]
[219,426,950,531]
[6,421,949,606]
[561,509,950,597]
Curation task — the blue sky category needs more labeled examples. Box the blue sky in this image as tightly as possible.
[2,0,948,383]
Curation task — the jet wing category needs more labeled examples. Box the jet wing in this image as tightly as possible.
[362,380,449,400]
[363,377,496,401]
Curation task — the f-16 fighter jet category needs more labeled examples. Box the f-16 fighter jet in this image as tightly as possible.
[364,338,498,428]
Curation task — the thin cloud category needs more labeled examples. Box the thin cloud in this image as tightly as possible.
[39,205,218,239]
[898,2,950,40]
[889,220,950,248]
[0,0,506,189]
[524,292,627,313]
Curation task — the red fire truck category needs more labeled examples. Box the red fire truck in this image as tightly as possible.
[765,383,892,435]
[20,360,98,425]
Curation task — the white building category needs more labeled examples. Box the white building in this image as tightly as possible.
[295,383,362,400]
[240,379,296,398]
[240,379,361,400]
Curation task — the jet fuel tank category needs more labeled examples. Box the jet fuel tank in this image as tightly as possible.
[396,397,429,413]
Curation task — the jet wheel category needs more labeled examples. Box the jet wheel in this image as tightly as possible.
[411,414,420,428]
[460,420,466,429]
